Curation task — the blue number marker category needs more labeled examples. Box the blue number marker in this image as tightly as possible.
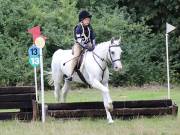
[28,45,40,67]
[28,45,40,57]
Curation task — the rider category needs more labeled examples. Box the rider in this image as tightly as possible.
[66,10,96,81]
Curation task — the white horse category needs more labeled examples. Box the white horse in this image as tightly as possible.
[50,37,122,123]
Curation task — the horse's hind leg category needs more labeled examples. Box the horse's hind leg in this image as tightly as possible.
[54,80,61,102]
[52,65,63,102]
[61,80,71,103]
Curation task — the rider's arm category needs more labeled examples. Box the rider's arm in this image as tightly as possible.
[89,25,96,51]
[74,25,88,49]
[90,25,95,42]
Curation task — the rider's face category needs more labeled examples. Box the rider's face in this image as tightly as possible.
[82,18,91,26]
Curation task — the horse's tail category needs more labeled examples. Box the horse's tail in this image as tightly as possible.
[44,71,54,86]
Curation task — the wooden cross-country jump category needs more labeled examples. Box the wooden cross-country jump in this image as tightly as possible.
[0,86,178,121]
[45,99,178,119]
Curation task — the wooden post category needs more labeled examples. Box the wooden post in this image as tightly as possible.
[172,104,178,116]
[32,100,39,121]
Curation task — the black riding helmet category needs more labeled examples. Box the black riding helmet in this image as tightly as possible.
[79,10,92,22]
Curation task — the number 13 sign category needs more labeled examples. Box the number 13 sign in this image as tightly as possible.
[28,45,40,67]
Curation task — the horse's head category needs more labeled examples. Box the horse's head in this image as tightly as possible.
[108,37,122,71]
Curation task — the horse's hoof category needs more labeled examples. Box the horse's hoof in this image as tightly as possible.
[108,120,114,124]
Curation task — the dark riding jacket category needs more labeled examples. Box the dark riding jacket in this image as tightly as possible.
[74,23,95,51]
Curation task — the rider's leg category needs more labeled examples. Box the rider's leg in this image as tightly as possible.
[66,43,82,81]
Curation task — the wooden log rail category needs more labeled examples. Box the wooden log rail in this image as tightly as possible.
[45,99,178,119]
[0,86,38,120]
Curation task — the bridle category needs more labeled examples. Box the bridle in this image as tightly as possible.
[108,44,121,64]
[92,44,121,82]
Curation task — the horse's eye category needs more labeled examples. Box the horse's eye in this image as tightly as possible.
[111,51,115,55]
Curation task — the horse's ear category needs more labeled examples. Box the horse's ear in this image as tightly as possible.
[118,36,121,44]
[119,36,121,43]
[111,37,115,44]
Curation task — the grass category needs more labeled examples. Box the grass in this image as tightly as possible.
[0,86,180,135]
[43,86,180,103]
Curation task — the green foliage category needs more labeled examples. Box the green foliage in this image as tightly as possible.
[0,0,77,86]
[90,6,172,86]
[117,0,180,34]
[0,0,179,86]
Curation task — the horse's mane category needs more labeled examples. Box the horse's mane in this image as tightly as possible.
[94,40,110,52]
[96,40,110,47]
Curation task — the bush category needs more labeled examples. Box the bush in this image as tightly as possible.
[0,0,179,86]
[0,0,77,86]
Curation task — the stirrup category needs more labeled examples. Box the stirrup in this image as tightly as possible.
[65,76,72,81]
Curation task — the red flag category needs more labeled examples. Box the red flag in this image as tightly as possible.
[28,26,41,42]
[28,26,47,43]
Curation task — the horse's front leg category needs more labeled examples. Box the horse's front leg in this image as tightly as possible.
[91,79,114,123]
[103,82,113,111]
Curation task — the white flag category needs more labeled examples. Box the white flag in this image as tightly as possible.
[166,23,176,34]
